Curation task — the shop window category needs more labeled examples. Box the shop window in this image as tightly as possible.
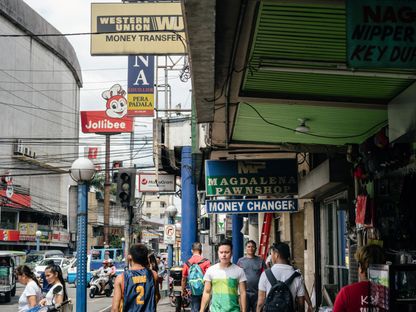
[0,210,18,229]
[146,213,151,218]
[160,213,165,219]
[321,194,349,294]
[160,202,166,208]
[146,202,151,208]
[92,226,103,237]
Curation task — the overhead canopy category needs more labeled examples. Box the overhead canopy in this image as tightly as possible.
[184,0,416,147]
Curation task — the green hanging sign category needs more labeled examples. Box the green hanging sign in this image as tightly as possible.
[347,0,416,68]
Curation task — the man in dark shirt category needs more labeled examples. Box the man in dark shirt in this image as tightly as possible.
[237,240,266,312]
[111,244,160,312]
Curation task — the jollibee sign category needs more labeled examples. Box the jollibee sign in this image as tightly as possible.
[81,84,133,133]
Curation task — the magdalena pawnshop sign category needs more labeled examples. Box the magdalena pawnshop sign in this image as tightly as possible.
[347,0,416,68]
[205,159,298,197]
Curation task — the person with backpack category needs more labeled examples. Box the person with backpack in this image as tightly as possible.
[200,239,247,312]
[237,240,266,312]
[181,242,211,312]
[256,242,305,312]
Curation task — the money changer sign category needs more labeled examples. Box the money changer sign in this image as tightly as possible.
[205,159,298,197]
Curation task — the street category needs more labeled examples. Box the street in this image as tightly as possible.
[0,280,180,312]
[0,283,112,312]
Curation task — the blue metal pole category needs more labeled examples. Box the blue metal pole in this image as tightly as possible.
[36,237,40,252]
[122,241,125,260]
[232,214,244,264]
[76,183,88,312]
[181,146,197,263]
[168,216,174,268]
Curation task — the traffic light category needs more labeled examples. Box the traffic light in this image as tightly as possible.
[117,168,136,207]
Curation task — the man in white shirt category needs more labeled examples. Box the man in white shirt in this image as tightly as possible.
[256,242,305,312]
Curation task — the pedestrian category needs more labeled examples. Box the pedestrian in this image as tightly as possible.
[156,256,167,290]
[39,259,55,294]
[237,240,266,312]
[111,244,160,312]
[181,242,211,312]
[200,239,247,312]
[256,242,305,312]
[15,265,42,312]
[39,264,68,307]
[333,244,385,312]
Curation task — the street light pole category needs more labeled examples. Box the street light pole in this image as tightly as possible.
[35,230,41,252]
[70,158,96,312]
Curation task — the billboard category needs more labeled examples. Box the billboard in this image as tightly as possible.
[205,159,298,196]
[81,84,133,133]
[91,2,186,55]
[347,0,416,68]
[127,55,155,117]
[138,173,175,192]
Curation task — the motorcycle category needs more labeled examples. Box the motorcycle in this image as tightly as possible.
[27,285,72,312]
[89,268,113,298]
[169,267,191,312]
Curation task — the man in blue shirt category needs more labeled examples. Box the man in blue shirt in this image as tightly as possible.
[111,244,160,312]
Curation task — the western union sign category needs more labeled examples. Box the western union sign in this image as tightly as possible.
[91,3,187,55]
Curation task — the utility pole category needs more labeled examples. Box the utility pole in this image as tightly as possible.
[103,134,111,245]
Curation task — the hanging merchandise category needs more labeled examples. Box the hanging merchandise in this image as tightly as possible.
[355,194,375,226]
[355,194,368,225]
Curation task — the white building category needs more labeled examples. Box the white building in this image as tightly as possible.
[0,0,82,250]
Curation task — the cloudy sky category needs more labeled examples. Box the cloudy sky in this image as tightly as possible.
[23,0,192,111]
[23,0,192,168]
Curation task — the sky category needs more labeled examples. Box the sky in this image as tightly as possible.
[23,0,192,168]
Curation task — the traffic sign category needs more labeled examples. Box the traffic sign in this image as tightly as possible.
[163,224,176,245]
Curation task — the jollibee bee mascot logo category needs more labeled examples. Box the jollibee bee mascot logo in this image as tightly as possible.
[102,84,127,118]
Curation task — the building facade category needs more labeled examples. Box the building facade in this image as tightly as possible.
[0,0,82,251]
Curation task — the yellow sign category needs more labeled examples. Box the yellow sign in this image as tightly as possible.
[91,2,187,55]
[127,94,154,117]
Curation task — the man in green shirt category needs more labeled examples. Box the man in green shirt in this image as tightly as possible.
[200,239,247,312]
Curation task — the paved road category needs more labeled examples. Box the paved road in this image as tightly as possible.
[0,282,112,312]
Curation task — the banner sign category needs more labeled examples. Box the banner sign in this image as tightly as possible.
[138,173,175,192]
[206,199,298,214]
[127,55,155,117]
[205,159,298,196]
[0,230,20,241]
[0,189,31,208]
[347,0,416,68]
[91,2,186,55]
[81,84,133,133]
[18,223,37,236]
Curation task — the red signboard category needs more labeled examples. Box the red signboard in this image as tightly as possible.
[0,189,31,208]
[0,230,20,241]
[80,111,133,133]
[81,84,134,134]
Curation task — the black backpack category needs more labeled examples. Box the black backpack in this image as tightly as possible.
[263,269,300,312]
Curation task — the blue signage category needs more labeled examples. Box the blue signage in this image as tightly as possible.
[205,159,298,196]
[206,199,298,214]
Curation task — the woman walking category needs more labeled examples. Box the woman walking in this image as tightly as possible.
[16,265,42,312]
[39,264,68,306]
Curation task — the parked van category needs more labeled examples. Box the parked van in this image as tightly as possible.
[25,250,64,269]
[0,251,17,302]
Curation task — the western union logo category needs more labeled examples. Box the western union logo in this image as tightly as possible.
[97,15,184,32]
